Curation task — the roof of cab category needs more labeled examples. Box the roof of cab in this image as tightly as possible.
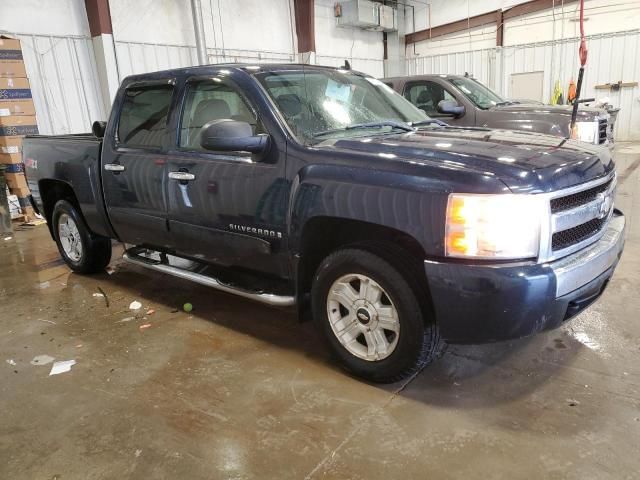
[381,74,465,83]
[123,63,366,82]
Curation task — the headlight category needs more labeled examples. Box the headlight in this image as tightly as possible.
[445,193,544,259]
[571,121,598,144]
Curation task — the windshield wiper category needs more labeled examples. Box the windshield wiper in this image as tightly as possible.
[410,119,448,127]
[313,120,414,138]
[494,101,519,106]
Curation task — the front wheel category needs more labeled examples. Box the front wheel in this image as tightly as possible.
[311,248,441,383]
[52,200,112,273]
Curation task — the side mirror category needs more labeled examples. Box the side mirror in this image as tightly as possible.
[200,119,269,155]
[92,121,106,138]
[437,99,465,118]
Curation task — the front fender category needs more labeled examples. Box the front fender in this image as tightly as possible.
[288,163,450,257]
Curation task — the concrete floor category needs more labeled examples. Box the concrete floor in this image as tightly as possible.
[1,145,640,480]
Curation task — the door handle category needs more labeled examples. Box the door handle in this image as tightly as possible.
[104,163,125,172]
[168,171,196,181]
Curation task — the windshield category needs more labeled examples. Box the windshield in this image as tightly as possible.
[448,77,505,110]
[255,69,429,144]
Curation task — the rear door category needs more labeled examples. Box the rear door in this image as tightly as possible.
[102,80,176,247]
[164,73,288,277]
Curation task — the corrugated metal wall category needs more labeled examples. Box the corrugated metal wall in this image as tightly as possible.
[113,41,296,79]
[315,54,385,78]
[10,32,107,135]
[403,48,496,89]
[403,29,640,141]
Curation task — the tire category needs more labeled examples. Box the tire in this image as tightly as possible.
[52,199,112,274]
[311,248,441,383]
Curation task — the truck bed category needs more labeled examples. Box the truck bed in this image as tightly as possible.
[23,134,115,239]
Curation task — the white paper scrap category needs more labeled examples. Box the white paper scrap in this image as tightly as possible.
[129,301,142,310]
[49,360,76,376]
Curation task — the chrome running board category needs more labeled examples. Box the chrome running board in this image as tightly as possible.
[122,250,295,307]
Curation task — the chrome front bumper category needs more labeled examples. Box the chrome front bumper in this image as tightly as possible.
[551,212,626,297]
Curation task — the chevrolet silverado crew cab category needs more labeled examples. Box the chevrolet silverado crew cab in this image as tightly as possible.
[383,74,616,147]
[23,64,625,383]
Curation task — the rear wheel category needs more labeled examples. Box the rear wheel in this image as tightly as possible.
[312,248,441,383]
[52,200,112,273]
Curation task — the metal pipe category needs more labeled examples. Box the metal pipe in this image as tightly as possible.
[190,0,208,65]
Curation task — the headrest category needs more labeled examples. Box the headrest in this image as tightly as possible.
[416,90,432,104]
[276,94,302,117]
[192,99,231,127]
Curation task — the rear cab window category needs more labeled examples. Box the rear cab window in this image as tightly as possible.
[117,82,174,149]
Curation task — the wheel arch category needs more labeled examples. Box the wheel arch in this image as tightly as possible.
[38,179,82,238]
[295,216,433,322]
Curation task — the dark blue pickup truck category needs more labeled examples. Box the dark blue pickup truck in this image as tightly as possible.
[23,64,625,383]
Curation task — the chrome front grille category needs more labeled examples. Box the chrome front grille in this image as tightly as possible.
[552,216,608,250]
[598,118,607,144]
[539,172,616,262]
[550,177,613,213]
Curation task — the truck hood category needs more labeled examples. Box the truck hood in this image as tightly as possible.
[490,103,604,120]
[320,127,614,193]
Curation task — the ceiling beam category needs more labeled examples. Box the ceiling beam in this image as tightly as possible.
[405,11,496,45]
[405,0,578,45]
[503,0,577,20]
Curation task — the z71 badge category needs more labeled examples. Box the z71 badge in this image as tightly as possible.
[229,224,283,239]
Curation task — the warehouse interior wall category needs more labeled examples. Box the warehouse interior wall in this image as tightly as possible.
[0,0,385,135]
[1,0,637,139]
[314,0,384,77]
[0,0,107,134]
[405,0,640,55]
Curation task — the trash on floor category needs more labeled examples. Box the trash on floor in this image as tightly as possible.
[116,316,136,323]
[38,319,56,325]
[129,301,142,310]
[30,354,55,366]
[183,302,193,312]
[92,292,105,298]
[49,359,76,376]
[96,287,109,307]
[139,323,152,330]
[6,359,16,366]
[146,309,155,315]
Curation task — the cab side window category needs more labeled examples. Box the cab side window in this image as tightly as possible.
[404,81,455,116]
[118,84,174,148]
[179,80,261,150]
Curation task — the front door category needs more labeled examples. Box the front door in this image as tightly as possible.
[404,80,475,126]
[165,75,288,277]
[102,80,175,248]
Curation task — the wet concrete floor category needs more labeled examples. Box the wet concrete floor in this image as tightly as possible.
[1,144,640,479]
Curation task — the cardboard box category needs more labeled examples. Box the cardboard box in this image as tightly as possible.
[0,36,27,78]
[10,186,30,198]
[0,77,35,116]
[4,162,24,173]
[7,193,21,219]
[0,152,22,164]
[0,115,38,148]
[5,172,28,190]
